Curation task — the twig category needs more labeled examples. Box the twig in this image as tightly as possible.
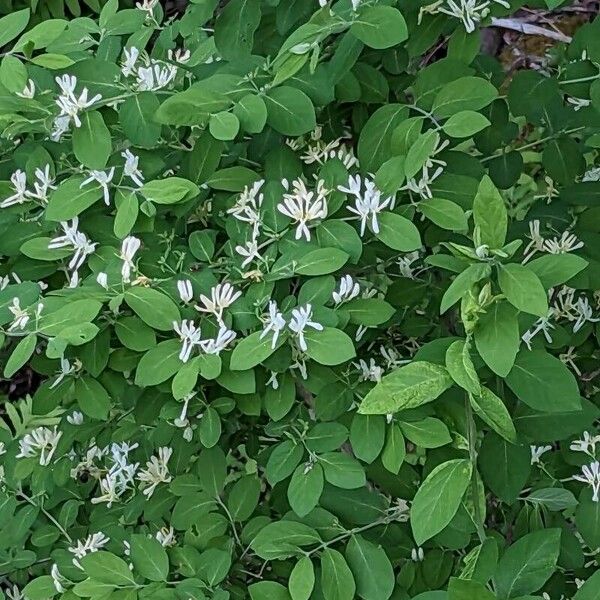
[490,17,572,43]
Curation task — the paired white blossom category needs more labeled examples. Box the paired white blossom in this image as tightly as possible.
[120,236,141,283]
[50,357,81,389]
[570,431,600,457]
[173,320,203,363]
[16,426,63,465]
[122,149,144,187]
[96,272,109,289]
[0,170,27,208]
[523,220,584,263]
[55,74,102,130]
[289,304,323,352]
[17,79,36,99]
[121,47,140,77]
[278,178,328,241]
[7,297,37,331]
[80,168,115,205]
[137,446,173,498]
[135,0,159,15]
[168,48,191,64]
[260,300,286,349]
[354,358,384,382]
[67,411,84,425]
[177,279,194,304]
[91,442,140,507]
[573,461,600,502]
[332,275,360,305]
[68,532,110,568]
[200,325,237,355]
[195,282,241,323]
[49,218,97,287]
[156,526,177,547]
[137,63,177,92]
[338,175,394,236]
[423,0,510,33]
[530,444,553,465]
[0,166,54,207]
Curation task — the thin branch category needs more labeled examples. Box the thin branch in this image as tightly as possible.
[490,17,572,43]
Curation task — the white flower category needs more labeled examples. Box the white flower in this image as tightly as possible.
[0,170,28,208]
[69,532,110,568]
[354,358,384,382]
[122,149,144,187]
[156,526,177,547]
[570,431,600,457]
[400,163,444,199]
[289,304,323,352]
[55,74,102,129]
[48,218,97,287]
[567,97,591,111]
[91,442,139,507]
[173,319,203,362]
[200,325,237,355]
[50,357,80,389]
[235,239,261,268]
[227,180,264,234]
[573,461,600,502]
[522,220,545,263]
[530,444,553,465]
[168,48,191,63]
[543,231,584,256]
[136,0,158,14]
[332,275,360,305]
[338,175,393,236]
[7,297,30,331]
[26,165,56,203]
[277,178,328,242]
[80,168,115,205]
[397,252,423,279]
[136,63,177,92]
[411,547,425,562]
[5,585,25,600]
[195,282,241,323]
[120,236,141,283]
[436,0,508,33]
[137,447,173,498]
[121,46,139,77]
[16,78,35,99]
[521,315,554,350]
[177,279,194,303]
[51,564,67,593]
[16,426,63,466]
[573,296,600,332]
[50,115,71,142]
[583,167,600,182]
[67,411,84,425]
[260,300,286,349]
[96,272,108,289]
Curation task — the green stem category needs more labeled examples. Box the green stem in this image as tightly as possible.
[465,396,486,544]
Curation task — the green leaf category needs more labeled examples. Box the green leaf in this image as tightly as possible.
[4,333,36,378]
[230,330,282,370]
[381,424,406,473]
[400,417,451,449]
[227,475,261,521]
[345,535,394,600]
[124,287,180,331]
[289,557,315,600]
[527,253,588,289]
[119,92,161,148]
[469,386,517,443]
[474,301,520,377]
[250,581,291,600]
[22,576,57,600]
[473,175,507,249]
[526,487,578,511]
[410,459,472,545]
[498,263,548,317]
[134,340,182,387]
[495,529,561,599]
[405,130,439,179]
[343,298,395,326]
[320,452,365,489]
[73,111,111,170]
[443,111,490,138]
[45,176,103,221]
[304,327,355,366]
[155,88,231,126]
[321,548,356,600]
[419,198,467,230]
[234,94,268,134]
[251,521,321,560]
[209,111,240,141]
[447,577,495,600]
[445,340,480,395]
[432,76,498,117]
[264,86,316,136]
[288,463,324,517]
[358,361,453,414]
[350,6,408,50]
[506,350,581,413]
[140,177,199,205]
[0,55,27,94]
[80,552,136,587]
[376,212,421,251]
[296,248,349,275]
[0,9,30,48]
[440,263,491,314]
[214,0,261,60]
[75,376,110,420]
[130,534,169,582]
[357,104,409,172]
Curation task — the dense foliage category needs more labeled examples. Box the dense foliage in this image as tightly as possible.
[1,0,600,599]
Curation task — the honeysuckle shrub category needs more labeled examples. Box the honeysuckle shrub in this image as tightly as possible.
[2,0,600,599]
